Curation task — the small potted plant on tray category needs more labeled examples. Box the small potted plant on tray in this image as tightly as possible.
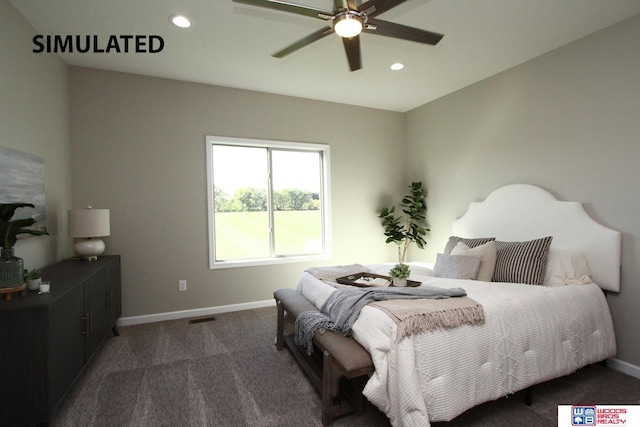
[24,269,42,292]
[389,263,411,287]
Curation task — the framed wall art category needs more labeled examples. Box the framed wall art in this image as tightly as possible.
[0,146,46,233]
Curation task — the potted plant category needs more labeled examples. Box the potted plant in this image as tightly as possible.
[0,203,48,288]
[378,181,429,279]
[389,263,411,287]
[24,269,42,291]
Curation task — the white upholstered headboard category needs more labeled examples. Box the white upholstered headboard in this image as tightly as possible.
[451,184,621,292]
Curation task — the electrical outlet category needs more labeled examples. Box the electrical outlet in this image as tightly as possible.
[178,280,187,292]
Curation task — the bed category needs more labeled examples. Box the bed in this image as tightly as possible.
[295,184,620,426]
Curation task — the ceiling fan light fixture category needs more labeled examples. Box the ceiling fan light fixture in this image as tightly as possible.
[333,14,363,38]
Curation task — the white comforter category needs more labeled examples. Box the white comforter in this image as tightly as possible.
[297,264,617,427]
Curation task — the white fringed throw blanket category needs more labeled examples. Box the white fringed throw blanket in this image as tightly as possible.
[370,297,485,341]
[295,286,484,354]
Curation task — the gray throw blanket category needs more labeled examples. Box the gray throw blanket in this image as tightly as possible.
[295,286,467,354]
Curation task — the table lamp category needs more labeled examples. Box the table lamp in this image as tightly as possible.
[68,206,110,261]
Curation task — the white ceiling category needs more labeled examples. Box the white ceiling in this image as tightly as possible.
[11,0,640,112]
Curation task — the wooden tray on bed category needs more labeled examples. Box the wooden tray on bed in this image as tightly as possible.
[336,272,420,288]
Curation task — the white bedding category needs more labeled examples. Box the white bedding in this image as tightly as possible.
[297,264,617,427]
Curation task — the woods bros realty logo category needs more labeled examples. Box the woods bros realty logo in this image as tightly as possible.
[33,34,164,53]
[558,405,640,426]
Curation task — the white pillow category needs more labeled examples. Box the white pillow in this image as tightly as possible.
[451,241,497,282]
[544,250,593,286]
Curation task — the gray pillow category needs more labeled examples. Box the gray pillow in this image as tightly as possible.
[451,241,497,282]
[433,253,483,280]
[443,236,496,255]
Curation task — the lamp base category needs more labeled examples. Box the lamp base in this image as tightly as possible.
[73,238,105,260]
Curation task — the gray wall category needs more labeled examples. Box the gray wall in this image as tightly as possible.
[1,2,72,268]
[406,14,640,367]
[68,67,405,318]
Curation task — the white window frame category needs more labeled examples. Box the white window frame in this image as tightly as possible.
[206,136,331,269]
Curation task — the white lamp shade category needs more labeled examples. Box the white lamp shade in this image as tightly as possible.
[68,208,110,238]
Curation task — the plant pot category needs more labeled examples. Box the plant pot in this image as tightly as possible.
[0,248,24,289]
[393,277,407,287]
[27,277,42,292]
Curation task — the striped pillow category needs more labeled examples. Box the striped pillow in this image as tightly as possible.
[443,236,496,255]
[493,236,553,285]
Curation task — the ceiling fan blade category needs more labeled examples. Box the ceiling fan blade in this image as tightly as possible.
[233,0,330,20]
[366,18,444,45]
[272,27,334,58]
[357,0,407,18]
[342,36,362,71]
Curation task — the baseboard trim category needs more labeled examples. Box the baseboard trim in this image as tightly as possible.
[117,299,276,326]
[608,357,640,379]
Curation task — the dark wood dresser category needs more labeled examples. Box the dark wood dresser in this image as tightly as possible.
[0,255,121,426]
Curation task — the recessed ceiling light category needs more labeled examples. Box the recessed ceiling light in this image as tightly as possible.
[170,15,192,28]
[390,63,404,71]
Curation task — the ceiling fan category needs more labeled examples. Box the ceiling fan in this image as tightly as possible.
[233,0,444,71]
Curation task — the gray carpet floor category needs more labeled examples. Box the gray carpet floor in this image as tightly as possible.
[51,306,640,426]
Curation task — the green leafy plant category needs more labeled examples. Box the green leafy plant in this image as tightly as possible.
[389,263,411,279]
[378,181,429,263]
[1,203,49,249]
[24,269,42,280]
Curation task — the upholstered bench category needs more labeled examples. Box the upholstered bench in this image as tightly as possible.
[273,288,375,426]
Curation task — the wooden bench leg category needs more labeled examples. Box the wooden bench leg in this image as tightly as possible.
[322,350,334,426]
[275,298,285,351]
[352,376,368,414]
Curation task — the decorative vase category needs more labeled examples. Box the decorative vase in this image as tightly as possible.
[393,277,407,287]
[0,248,24,289]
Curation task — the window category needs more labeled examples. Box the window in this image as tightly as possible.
[206,136,331,269]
